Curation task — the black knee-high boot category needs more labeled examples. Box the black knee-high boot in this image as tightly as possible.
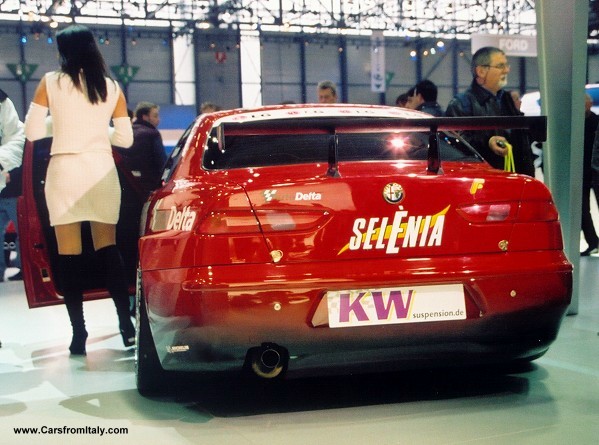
[58,254,88,355]
[96,245,135,347]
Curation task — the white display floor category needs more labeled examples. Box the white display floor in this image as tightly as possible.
[1,259,598,445]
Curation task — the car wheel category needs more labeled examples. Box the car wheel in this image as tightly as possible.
[135,277,167,396]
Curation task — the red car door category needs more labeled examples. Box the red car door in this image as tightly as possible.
[18,139,139,308]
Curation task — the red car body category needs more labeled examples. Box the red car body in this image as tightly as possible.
[18,104,572,394]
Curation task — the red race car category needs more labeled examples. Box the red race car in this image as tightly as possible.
[18,104,572,395]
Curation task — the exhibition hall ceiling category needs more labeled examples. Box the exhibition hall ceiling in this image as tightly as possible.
[0,1,595,39]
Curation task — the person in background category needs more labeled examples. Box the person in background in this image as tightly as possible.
[0,88,25,283]
[592,106,599,257]
[446,46,535,176]
[317,80,338,104]
[581,93,599,256]
[200,102,220,114]
[24,24,134,356]
[114,101,167,285]
[117,102,166,201]
[395,92,409,108]
[406,79,443,116]
[0,166,23,281]
[509,90,522,111]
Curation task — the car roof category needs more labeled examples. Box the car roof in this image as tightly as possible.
[208,104,432,126]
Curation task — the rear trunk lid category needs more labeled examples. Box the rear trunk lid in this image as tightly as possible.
[220,162,560,264]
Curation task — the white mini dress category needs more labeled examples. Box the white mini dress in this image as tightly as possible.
[44,71,122,226]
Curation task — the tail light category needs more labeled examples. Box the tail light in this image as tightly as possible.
[457,200,558,224]
[457,202,516,223]
[255,209,330,232]
[516,200,559,222]
[197,209,330,234]
[198,210,261,234]
[457,199,562,251]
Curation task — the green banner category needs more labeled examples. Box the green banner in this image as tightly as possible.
[386,71,395,88]
[110,64,139,85]
[7,63,38,82]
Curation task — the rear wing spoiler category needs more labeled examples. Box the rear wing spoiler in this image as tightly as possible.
[218,115,547,175]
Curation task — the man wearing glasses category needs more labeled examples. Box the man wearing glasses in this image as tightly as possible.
[446,46,535,176]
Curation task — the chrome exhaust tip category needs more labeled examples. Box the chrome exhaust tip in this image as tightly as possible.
[246,343,289,379]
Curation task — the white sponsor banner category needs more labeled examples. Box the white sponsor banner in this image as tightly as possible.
[371,31,385,92]
[471,34,537,57]
[327,284,466,328]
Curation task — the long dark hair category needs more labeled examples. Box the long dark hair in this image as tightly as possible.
[56,24,110,104]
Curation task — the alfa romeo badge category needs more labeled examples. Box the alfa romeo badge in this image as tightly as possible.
[383,183,404,204]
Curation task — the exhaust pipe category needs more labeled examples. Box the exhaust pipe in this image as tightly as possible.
[246,343,289,379]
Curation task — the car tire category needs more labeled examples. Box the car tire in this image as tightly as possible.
[135,282,167,396]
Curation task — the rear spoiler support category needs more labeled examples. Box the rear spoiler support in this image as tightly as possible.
[428,125,440,174]
[327,134,341,178]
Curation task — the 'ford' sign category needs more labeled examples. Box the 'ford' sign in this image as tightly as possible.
[471,34,537,58]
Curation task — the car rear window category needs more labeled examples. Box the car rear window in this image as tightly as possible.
[203,130,482,170]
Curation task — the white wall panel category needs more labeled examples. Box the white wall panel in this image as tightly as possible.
[126,37,171,82]
[195,31,241,110]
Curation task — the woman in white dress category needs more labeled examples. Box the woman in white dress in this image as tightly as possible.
[25,24,134,355]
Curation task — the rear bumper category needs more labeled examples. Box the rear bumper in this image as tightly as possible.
[285,305,566,378]
[156,305,567,376]
[141,251,572,375]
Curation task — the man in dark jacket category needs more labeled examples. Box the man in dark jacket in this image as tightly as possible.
[446,46,535,176]
[114,102,167,285]
[407,79,444,116]
[116,102,167,201]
